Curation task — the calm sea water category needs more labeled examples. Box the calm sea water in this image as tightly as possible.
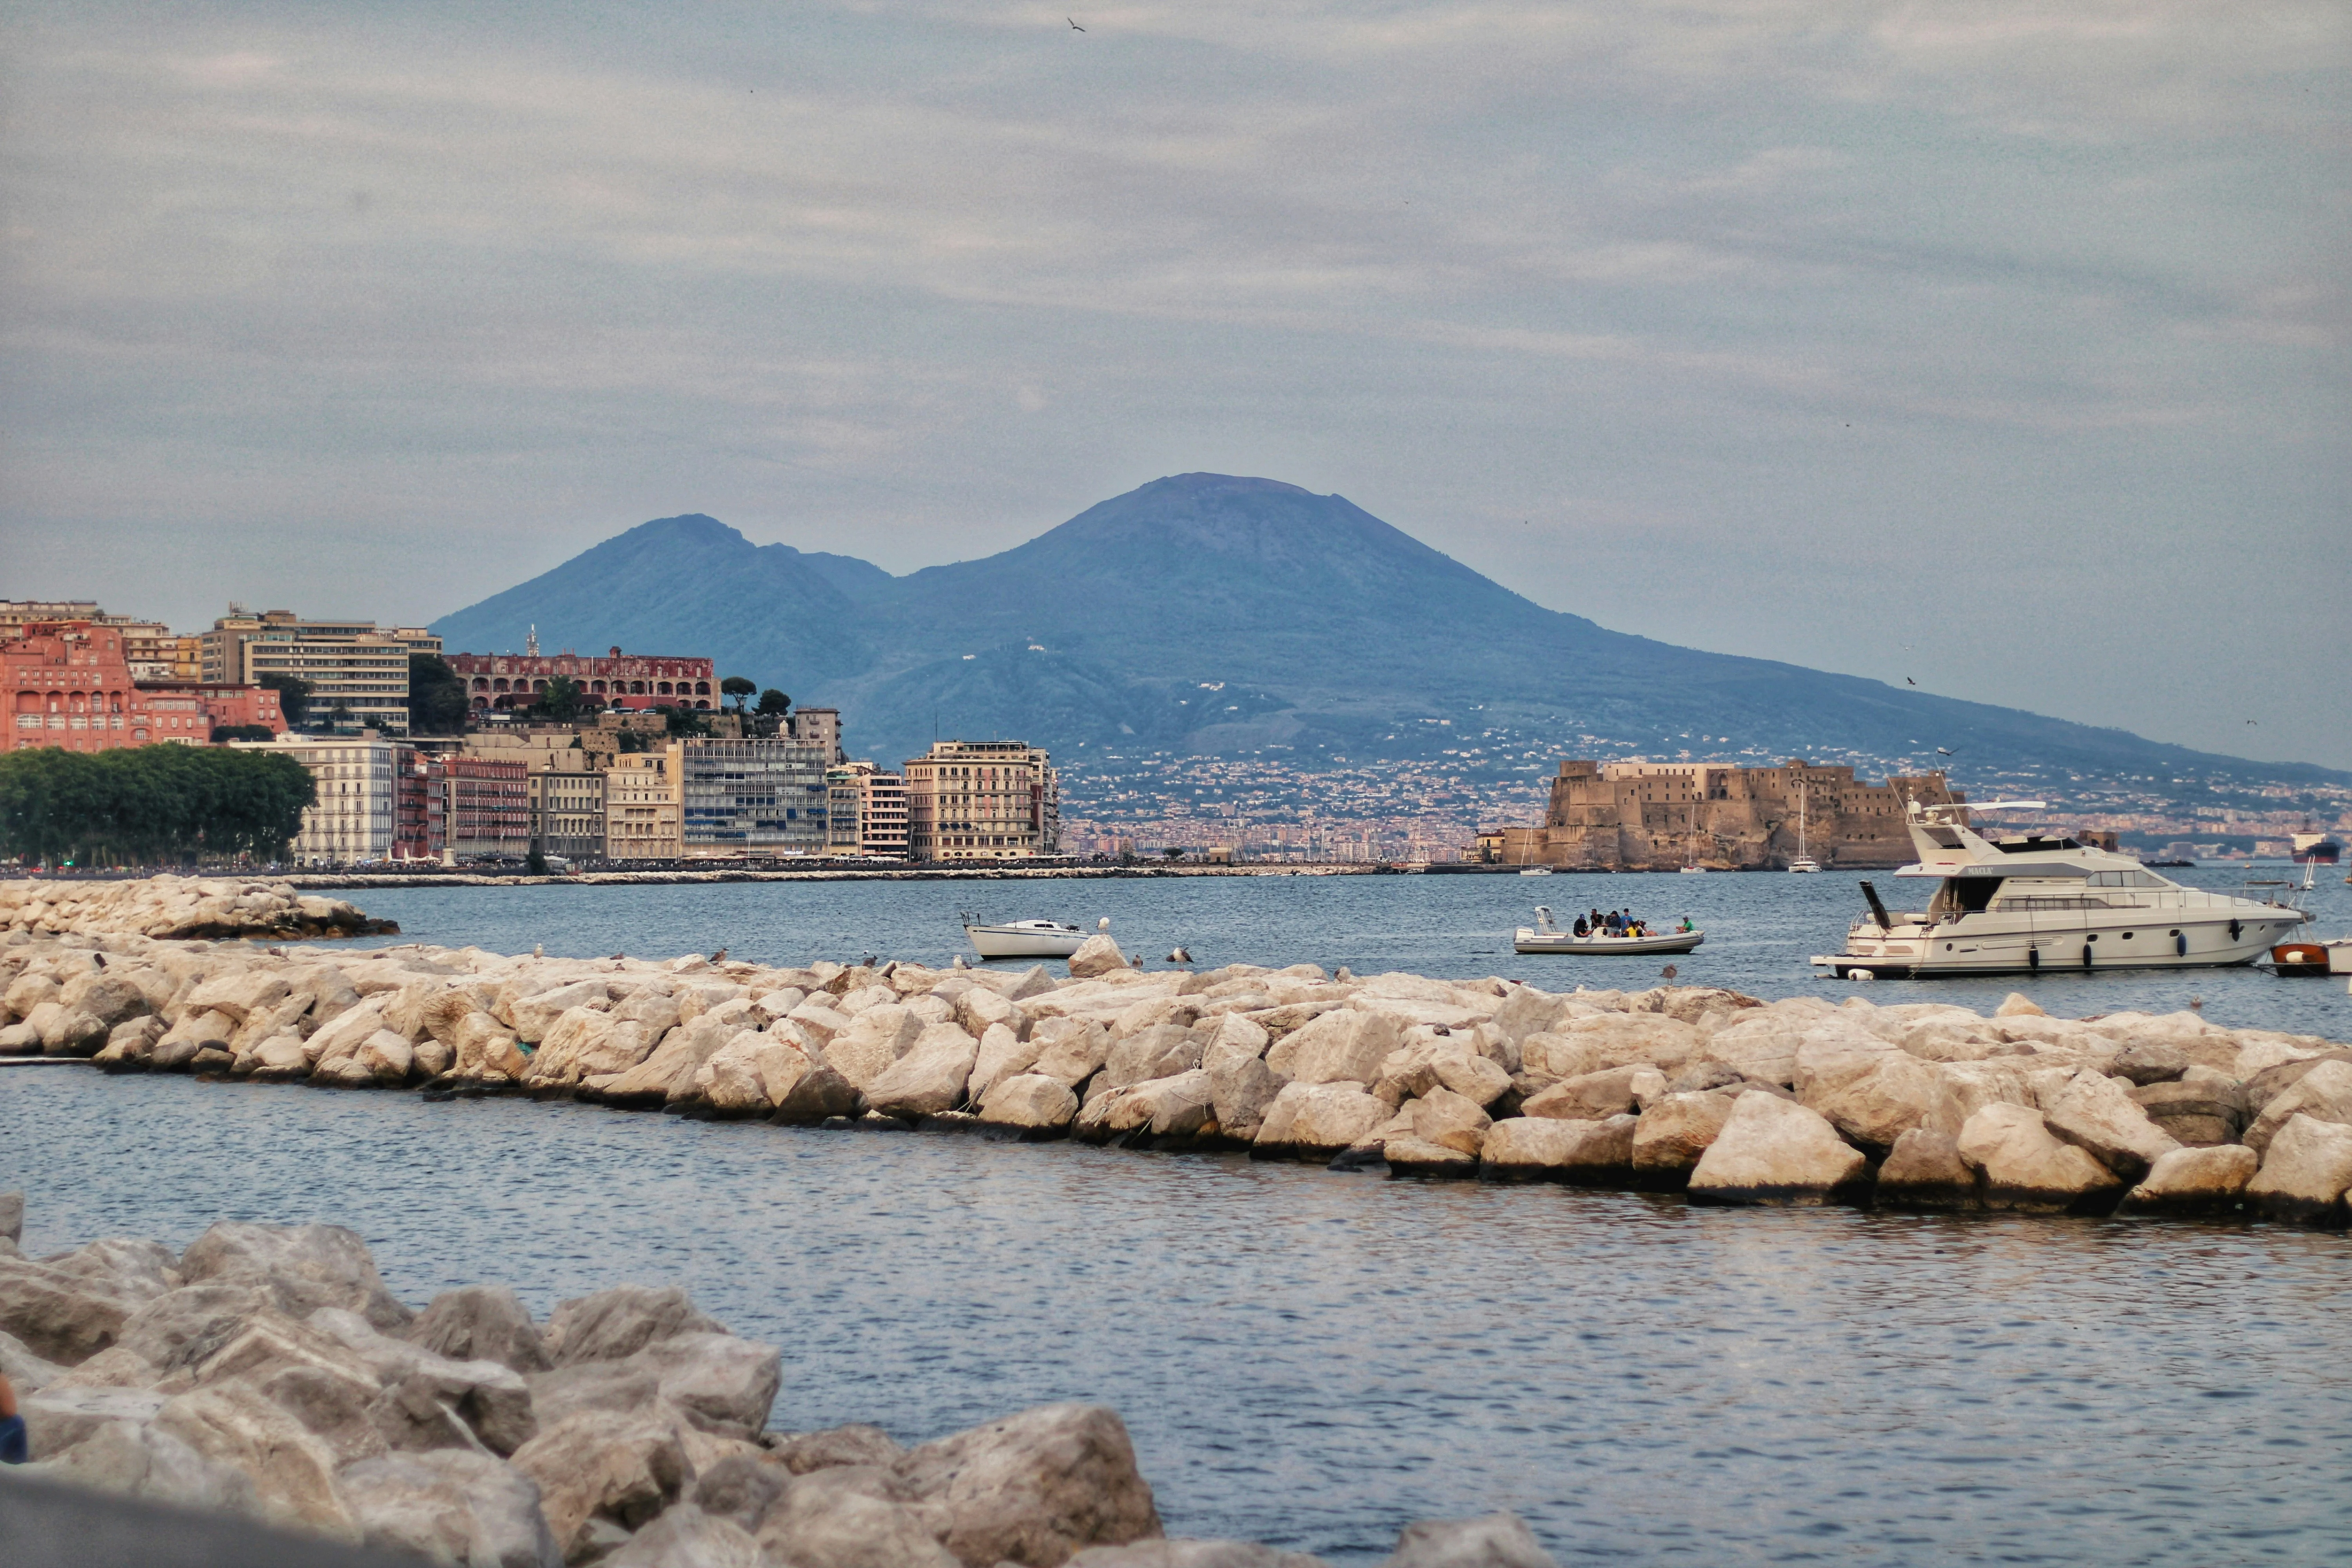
[7,1071,2348,1565]
[11,868,2348,1561]
[331,864,2352,1037]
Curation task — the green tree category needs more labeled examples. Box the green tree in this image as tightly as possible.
[662,705,710,738]
[526,845,548,875]
[258,674,312,728]
[720,675,757,713]
[0,746,313,867]
[531,676,588,724]
[755,689,791,716]
[408,654,471,734]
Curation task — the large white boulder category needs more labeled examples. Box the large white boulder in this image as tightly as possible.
[1478,1116,1636,1183]
[1251,1082,1388,1159]
[2039,1069,2181,1179]
[1265,1009,1403,1087]
[864,1024,982,1119]
[2244,1113,2352,1226]
[1955,1104,2124,1213]
[1687,1094,1867,1206]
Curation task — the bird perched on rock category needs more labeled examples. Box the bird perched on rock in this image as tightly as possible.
[710,947,727,963]
[1168,946,1192,964]
[1661,964,1679,980]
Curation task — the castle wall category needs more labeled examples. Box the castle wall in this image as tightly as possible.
[1528,759,1962,870]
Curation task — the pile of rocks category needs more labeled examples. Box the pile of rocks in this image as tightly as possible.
[0,877,392,943]
[5,903,2351,1228]
[0,1202,1553,1568]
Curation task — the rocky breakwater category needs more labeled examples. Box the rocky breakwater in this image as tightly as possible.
[7,913,2352,1228]
[0,1203,1557,1568]
[0,876,393,944]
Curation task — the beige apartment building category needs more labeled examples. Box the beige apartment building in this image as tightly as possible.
[903,740,1058,862]
[230,734,399,864]
[200,609,439,735]
[605,744,683,860]
[828,761,908,858]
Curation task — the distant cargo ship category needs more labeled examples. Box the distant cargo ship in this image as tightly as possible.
[2291,830,2341,866]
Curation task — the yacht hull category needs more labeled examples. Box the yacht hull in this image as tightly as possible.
[1813,908,2298,978]
[965,924,1087,958]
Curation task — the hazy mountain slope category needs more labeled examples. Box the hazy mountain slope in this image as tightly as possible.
[430,515,873,688]
[430,482,2345,791]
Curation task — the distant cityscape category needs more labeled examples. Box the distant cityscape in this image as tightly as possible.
[4,597,2342,868]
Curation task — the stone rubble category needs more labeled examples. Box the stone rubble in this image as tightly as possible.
[5,877,2350,1235]
[0,876,394,943]
[2,1203,1560,1568]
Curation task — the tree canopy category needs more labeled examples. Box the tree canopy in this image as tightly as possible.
[408,654,470,734]
[0,746,316,867]
[257,674,311,728]
[720,675,757,712]
[755,689,791,716]
[529,675,590,724]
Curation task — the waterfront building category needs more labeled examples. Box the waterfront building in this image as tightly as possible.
[680,739,832,857]
[232,734,399,863]
[442,756,532,861]
[446,646,716,715]
[1514,759,1965,871]
[201,609,437,735]
[827,761,909,858]
[529,751,607,863]
[605,745,684,860]
[393,750,446,862]
[902,740,1060,862]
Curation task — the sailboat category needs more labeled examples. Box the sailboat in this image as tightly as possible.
[1788,775,1821,873]
[1679,830,1707,873]
[1515,827,1551,875]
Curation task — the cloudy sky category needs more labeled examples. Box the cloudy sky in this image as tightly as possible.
[5,1,2347,767]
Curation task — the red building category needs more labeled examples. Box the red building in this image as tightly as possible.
[447,647,716,714]
[6,621,165,752]
[393,749,446,862]
[5,619,286,754]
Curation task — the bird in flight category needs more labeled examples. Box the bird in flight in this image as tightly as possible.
[1068,16,1084,28]
[1936,747,1955,757]
[1906,677,1917,686]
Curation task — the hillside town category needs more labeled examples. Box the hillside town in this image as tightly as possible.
[2,601,1056,868]
[6,598,2342,871]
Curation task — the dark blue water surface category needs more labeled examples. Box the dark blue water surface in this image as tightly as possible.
[9,868,2350,1563]
[334,864,2352,1036]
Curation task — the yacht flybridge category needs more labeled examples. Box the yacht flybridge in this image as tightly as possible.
[1811,799,2308,979]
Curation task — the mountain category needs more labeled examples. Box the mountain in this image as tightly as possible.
[430,477,2346,795]
[431,514,875,690]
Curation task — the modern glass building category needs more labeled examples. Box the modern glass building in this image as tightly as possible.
[681,739,832,855]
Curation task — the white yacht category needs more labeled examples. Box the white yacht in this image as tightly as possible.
[964,915,1099,959]
[1811,799,2308,978]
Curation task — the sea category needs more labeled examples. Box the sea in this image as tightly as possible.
[9,866,2350,1563]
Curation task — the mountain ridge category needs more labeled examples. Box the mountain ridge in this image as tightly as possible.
[429,478,2347,794]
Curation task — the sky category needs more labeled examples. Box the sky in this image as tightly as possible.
[4,1,2347,768]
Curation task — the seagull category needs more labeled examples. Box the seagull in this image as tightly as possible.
[1936,747,1955,757]
[1661,964,1679,980]
[1068,16,1084,28]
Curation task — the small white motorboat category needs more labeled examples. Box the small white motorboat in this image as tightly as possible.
[964,914,1099,959]
[1515,906,1704,956]
[1518,866,1552,877]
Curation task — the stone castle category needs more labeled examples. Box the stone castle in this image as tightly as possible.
[1499,759,1966,871]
